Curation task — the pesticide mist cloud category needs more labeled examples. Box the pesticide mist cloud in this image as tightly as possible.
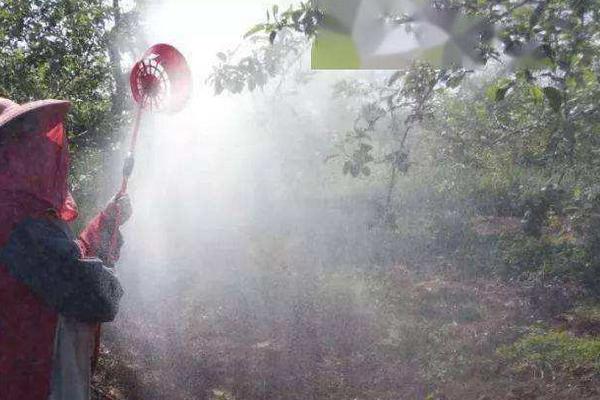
[103,2,396,398]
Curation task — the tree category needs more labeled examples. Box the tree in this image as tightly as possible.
[0,0,147,208]
[210,0,600,207]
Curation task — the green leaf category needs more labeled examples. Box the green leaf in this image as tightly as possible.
[486,80,514,102]
[495,86,510,101]
[243,24,267,39]
[543,87,563,112]
[529,85,543,104]
[216,52,227,62]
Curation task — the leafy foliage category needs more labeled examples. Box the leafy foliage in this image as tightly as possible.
[0,0,113,140]
[243,2,323,41]
[207,29,309,95]
[207,2,321,96]
[0,0,146,210]
[212,0,600,182]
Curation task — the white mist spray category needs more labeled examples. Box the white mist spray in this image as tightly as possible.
[102,2,391,398]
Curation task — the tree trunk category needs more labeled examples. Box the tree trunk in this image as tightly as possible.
[108,0,126,122]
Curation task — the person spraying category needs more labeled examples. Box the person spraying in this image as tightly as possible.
[0,98,131,400]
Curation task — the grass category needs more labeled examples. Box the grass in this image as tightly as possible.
[499,329,600,376]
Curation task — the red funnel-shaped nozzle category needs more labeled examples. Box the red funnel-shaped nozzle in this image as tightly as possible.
[130,43,192,113]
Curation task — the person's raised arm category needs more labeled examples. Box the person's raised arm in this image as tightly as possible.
[76,194,132,265]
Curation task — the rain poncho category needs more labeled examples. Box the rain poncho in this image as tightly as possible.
[0,99,125,400]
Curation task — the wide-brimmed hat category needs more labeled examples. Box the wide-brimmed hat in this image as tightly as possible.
[0,98,71,131]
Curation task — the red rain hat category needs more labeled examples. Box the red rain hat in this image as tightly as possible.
[0,97,77,222]
[0,98,71,131]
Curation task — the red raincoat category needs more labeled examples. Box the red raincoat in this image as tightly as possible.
[0,101,122,399]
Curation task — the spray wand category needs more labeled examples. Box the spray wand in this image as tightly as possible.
[108,43,192,253]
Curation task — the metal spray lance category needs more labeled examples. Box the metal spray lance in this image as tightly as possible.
[110,43,193,258]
